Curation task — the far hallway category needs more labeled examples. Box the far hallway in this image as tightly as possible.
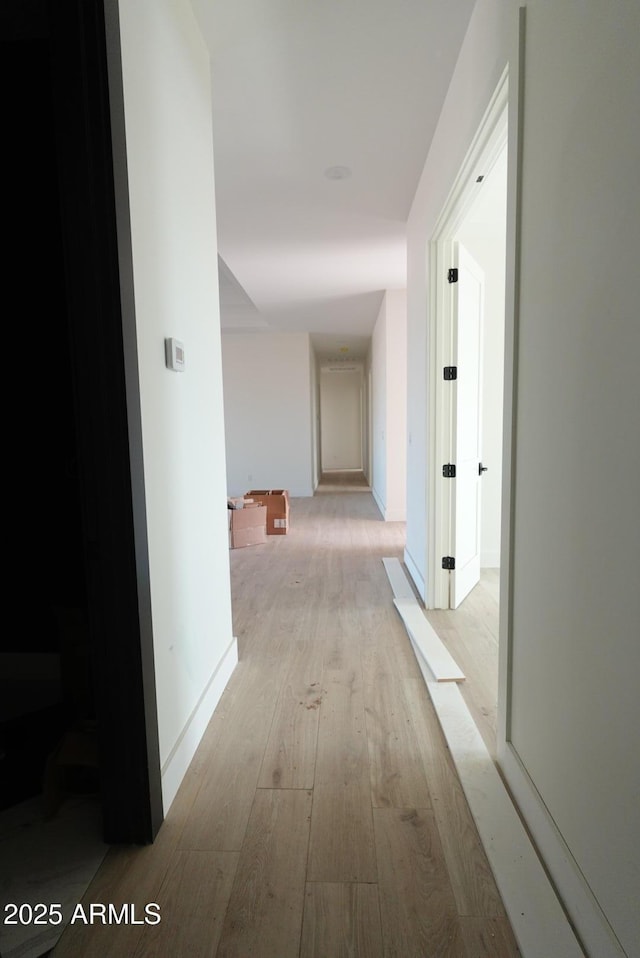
[53,492,516,958]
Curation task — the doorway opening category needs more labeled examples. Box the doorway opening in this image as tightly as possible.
[1,3,162,954]
[318,362,367,487]
[428,72,508,613]
[424,70,510,759]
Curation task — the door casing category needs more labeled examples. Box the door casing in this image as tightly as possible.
[427,71,508,610]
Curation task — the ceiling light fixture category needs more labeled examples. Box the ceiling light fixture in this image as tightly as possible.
[324,165,352,180]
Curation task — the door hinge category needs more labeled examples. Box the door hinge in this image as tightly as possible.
[442,464,456,478]
[442,556,456,570]
[443,365,457,380]
[447,267,458,283]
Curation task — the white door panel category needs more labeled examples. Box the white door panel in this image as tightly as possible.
[451,243,484,608]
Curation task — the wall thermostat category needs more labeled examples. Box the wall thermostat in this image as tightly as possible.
[165,337,185,372]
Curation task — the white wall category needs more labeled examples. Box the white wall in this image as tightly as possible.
[504,4,640,956]
[320,367,363,471]
[221,332,314,497]
[405,1,640,954]
[370,290,407,521]
[116,0,236,812]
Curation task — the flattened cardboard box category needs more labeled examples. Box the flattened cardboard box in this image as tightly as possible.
[246,489,289,535]
[228,504,267,548]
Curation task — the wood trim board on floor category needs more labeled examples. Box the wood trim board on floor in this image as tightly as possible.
[382,556,418,601]
[382,558,465,683]
[427,683,585,958]
[382,559,585,957]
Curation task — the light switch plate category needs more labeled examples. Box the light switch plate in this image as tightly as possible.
[165,337,185,371]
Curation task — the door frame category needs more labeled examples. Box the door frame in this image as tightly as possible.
[50,0,163,843]
[427,69,509,609]
[318,363,365,473]
[367,367,373,485]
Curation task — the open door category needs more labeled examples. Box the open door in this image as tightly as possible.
[449,242,485,608]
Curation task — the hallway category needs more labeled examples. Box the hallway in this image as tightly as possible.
[53,493,519,957]
[315,470,371,492]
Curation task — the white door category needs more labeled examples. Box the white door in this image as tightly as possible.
[319,367,363,471]
[450,242,485,608]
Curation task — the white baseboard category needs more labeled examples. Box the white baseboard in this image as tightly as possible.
[429,684,584,958]
[403,546,426,603]
[161,636,238,813]
[500,741,626,958]
[371,486,385,519]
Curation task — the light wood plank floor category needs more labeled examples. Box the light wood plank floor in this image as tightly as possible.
[53,493,519,958]
[316,470,370,492]
[425,569,501,760]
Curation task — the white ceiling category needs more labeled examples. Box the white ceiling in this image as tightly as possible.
[192,0,477,359]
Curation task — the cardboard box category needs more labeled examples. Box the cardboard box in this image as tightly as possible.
[228,504,267,549]
[227,496,256,509]
[246,489,290,535]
